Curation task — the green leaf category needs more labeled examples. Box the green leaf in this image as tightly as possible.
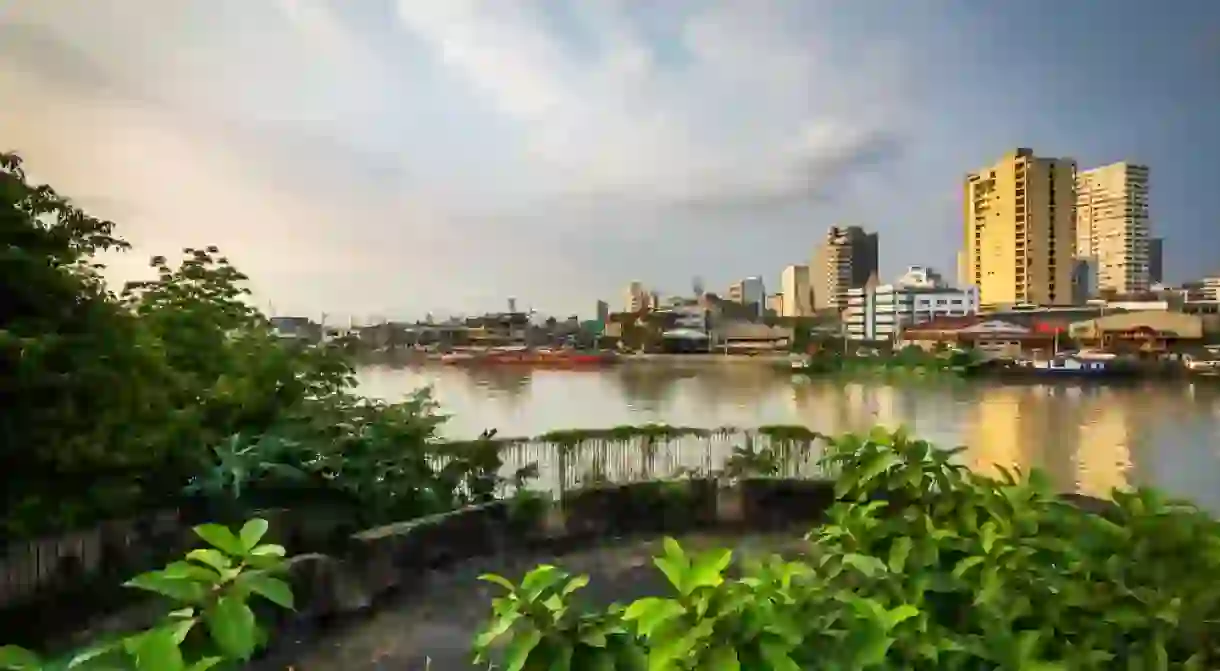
[883,604,919,631]
[951,555,984,579]
[186,549,231,573]
[758,639,802,671]
[132,628,185,671]
[249,543,286,558]
[561,574,590,596]
[0,646,41,670]
[238,519,269,552]
[842,553,887,578]
[193,524,245,556]
[681,548,731,596]
[478,573,518,593]
[66,639,124,668]
[161,561,218,582]
[204,596,258,660]
[661,537,686,564]
[240,573,295,609]
[520,565,566,601]
[185,658,224,671]
[706,645,740,671]
[887,537,912,573]
[474,610,522,650]
[502,627,542,671]
[649,553,688,592]
[124,573,207,603]
[622,597,686,637]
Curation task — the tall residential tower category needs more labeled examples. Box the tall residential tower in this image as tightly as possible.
[811,226,879,311]
[963,148,1075,307]
[1075,162,1151,295]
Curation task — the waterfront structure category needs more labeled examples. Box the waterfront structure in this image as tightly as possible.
[1075,162,1151,295]
[780,264,812,317]
[964,148,1075,307]
[843,279,979,341]
[1148,237,1164,284]
[811,226,879,312]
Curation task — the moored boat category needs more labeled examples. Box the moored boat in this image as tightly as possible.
[993,355,1137,378]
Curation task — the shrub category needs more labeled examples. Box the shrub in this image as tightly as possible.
[0,518,294,670]
[475,427,1220,669]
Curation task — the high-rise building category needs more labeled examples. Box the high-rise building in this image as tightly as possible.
[726,276,766,317]
[1075,162,1151,295]
[624,281,652,312]
[811,226,879,311]
[964,148,1075,307]
[595,300,609,323]
[1148,237,1164,285]
[780,264,812,317]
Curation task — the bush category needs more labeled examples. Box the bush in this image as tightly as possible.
[475,427,1220,669]
[3,150,496,538]
[0,518,294,670]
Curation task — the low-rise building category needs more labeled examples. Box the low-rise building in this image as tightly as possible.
[1068,310,1204,353]
[843,283,979,341]
[899,317,1055,358]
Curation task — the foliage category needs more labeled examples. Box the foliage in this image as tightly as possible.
[1,150,482,538]
[0,519,293,670]
[794,344,982,378]
[1,152,185,536]
[476,427,1220,669]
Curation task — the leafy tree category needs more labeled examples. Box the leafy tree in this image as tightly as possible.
[1,152,183,533]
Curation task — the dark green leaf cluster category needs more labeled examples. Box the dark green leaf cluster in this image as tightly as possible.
[0,518,294,670]
[477,427,1220,669]
[3,151,496,537]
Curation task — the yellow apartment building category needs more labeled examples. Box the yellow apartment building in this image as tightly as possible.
[964,148,1076,307]
[1076,162,1151,295]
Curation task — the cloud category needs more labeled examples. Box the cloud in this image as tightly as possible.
[1,0,914,317]
[392,0,908,208]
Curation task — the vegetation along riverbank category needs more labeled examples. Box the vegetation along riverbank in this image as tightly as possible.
[7,152,1220,668]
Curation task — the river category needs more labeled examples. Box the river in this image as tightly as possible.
[356,361,1220,512]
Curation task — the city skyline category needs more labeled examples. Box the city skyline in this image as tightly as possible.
[2,0,1218,320]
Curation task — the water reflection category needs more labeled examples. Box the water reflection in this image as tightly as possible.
[357,363,1220,511]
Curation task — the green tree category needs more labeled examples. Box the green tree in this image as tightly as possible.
[1,152,183,533]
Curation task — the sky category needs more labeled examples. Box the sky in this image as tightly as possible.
[2,0,1218,321]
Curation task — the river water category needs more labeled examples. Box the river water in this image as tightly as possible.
[356,362,1220,512]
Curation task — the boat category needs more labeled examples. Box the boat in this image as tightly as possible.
[996,355,1137,378]
[1184,356,1220,376]
[443,348,618,368]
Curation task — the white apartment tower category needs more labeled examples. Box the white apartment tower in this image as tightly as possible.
[780,265,812,317]
[1075,162,1151,295]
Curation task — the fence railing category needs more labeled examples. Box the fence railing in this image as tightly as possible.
[0,428,830,618]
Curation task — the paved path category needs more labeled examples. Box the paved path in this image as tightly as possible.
[256,532,808,670]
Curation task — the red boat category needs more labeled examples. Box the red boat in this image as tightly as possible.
[445,348,617,367]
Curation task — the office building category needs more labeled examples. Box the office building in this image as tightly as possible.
[766,294,784,315]
[964,148,1075,307]
[812,226,879,311]
[780,264,812,317]
[844,281,979,341]
[726,276,766,317]
[595,300,609,323]
[1075,162,1151,294]
[1148,237,1164,285]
